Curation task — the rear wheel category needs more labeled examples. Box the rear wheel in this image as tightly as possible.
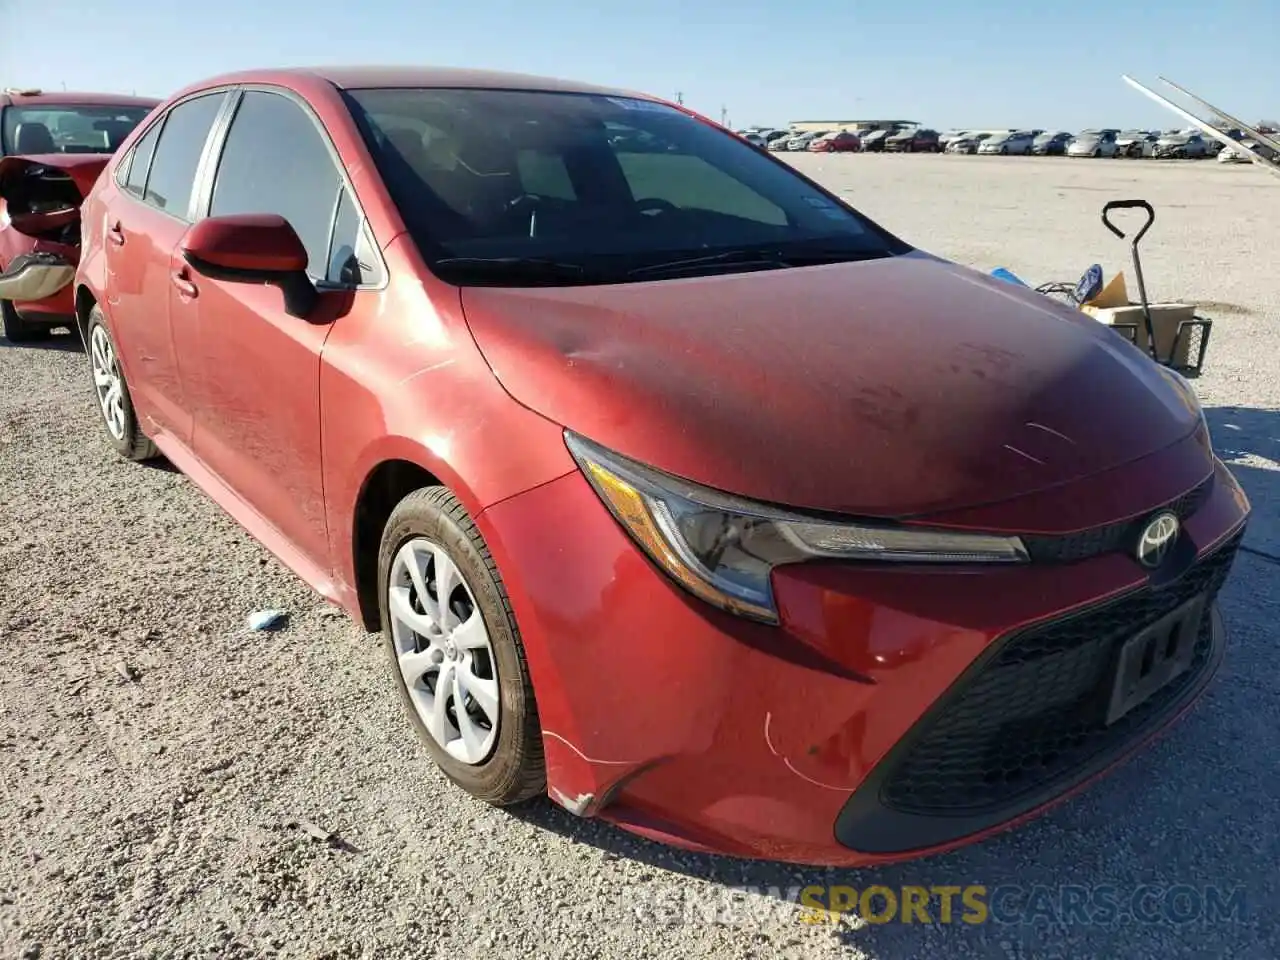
[1,300,49,343]
[378,486,545,806]
[86,306,158,461]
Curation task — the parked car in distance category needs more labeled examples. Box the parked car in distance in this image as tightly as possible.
[1030,131,1073,155]
[1067,129,1120,157]
[1114,130,1158,158]
[767,132,794,151]
[938,129,968,148]
[72,65,1249,869]
[945,131,992,154]
[858,128,893,152]
[1218,138,1277,163]
[977,130,1035,155]
[1153,131,1209,158]
[885,128,940,152]
[786,130,828,151]
[0,87,159,342]
[809,130,860,153]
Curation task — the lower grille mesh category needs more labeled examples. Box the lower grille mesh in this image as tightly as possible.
[880,530,1242,816]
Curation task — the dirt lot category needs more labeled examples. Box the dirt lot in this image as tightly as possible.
[2,153,1278,960]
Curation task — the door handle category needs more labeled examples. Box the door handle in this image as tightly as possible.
[171,270,198,299]
[107,222,125,247]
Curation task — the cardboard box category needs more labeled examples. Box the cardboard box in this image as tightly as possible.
[1079,272,1197,368]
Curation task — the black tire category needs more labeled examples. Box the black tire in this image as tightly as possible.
[378,485,545,806]
[1,300,49,343]
[85,306,159,461]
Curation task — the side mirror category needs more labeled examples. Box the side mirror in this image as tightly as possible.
[180,213,318,318]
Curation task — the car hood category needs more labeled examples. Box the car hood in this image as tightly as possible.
[458,252,1199,518]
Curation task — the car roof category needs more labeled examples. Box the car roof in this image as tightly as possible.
[173,65,644,99]
[0,89,160,109]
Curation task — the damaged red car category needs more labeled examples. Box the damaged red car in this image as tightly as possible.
[72,67,1249,867]
[0,88,158,342]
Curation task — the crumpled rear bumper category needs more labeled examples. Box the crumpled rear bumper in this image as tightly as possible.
[0,251,74,302]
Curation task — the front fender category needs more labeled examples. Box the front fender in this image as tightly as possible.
[320,235,577,609]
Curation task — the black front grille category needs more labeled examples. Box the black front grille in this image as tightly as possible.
[878,528,1242,817]
[1021,476,1213,564]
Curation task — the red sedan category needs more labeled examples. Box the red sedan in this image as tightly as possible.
[71,66,1248,866]
[0,89,158,342]
[809,131,861,153]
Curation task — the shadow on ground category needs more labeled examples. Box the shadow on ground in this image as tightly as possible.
[509,404,1280,958]
[0,327,83,353]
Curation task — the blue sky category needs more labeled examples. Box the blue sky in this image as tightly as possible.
[1,0,1276,131]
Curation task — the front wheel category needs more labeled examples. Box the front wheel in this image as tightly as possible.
[86,307,158,461]
[378,486,545,806]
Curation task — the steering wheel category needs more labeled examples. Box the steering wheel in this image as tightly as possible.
[637,197,680,217]
[504,193,545,215]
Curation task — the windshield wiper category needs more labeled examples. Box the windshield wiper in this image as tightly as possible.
[626,245,884,280]
[432,256,598,286]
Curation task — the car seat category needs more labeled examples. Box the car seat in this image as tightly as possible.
[13,122,55,154]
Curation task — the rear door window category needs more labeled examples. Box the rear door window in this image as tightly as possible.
[209,90,344,280]
[143,93,226,218]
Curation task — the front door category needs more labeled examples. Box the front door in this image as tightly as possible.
[182,89,359,568]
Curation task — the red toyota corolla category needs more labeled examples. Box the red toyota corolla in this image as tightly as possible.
[71,66,1249,866]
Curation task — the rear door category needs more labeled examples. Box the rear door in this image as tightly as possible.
[181,87,383,567]
[105,91,229,443]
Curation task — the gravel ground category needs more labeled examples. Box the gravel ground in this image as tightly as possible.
[2,153,1278,960]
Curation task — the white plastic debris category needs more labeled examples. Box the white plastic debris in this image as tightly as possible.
[247,609,289,632]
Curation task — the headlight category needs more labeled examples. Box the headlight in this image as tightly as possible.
[565,432,1028,624]
[1158,367,1211,442]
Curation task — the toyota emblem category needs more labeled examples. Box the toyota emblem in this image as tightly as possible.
[1137,511,1180,569]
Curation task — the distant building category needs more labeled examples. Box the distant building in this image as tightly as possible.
[788,119,918,134]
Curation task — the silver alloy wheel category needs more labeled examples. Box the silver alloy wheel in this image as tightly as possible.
[90,325,126,441]
[388,537,500,765]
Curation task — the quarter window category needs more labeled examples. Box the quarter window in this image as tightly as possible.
[143,93,225,217]
[209,91,343,279]
[121,119,162,198]
[327,186,381,285]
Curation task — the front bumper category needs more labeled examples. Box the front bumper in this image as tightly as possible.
[0,223,78,318]
[0,251,74,302]
[477,449,1249,866]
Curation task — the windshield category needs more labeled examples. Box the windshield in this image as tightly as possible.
[1,103,152,155]
[345,88,903,285]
